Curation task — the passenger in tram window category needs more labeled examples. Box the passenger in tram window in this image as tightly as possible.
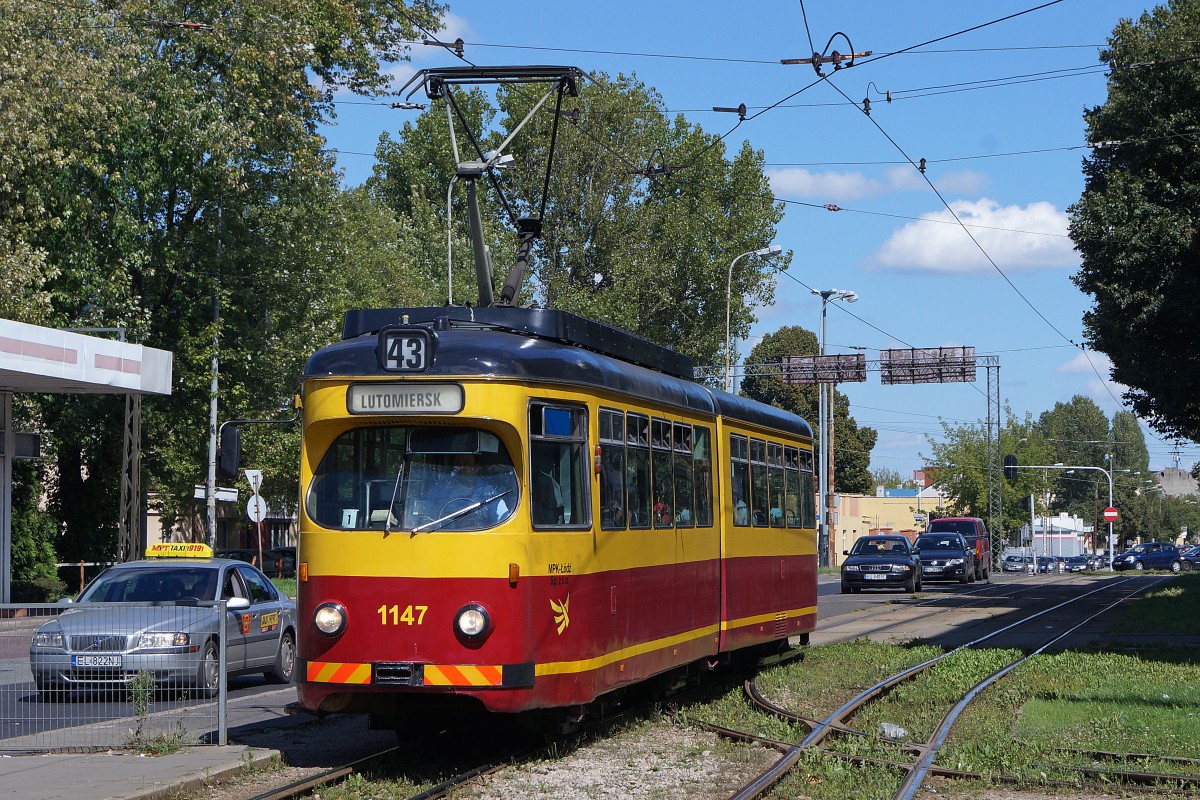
[732,483,749,525]
[654,496,672,527]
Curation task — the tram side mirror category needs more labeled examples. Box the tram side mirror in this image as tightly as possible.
[218,425,241,480]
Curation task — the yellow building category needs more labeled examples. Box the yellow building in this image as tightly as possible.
[830,487,949,566]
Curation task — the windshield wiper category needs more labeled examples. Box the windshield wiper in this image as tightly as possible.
[384,463,406,535]
[412,489,513,534]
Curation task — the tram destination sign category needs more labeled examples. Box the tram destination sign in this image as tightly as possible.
[347,383,464,414]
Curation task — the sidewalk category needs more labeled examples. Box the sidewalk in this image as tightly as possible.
[0,692,397,800]
[0,744,279,800]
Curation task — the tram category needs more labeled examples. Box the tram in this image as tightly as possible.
[293,305,818,728]
[286,64,816,729]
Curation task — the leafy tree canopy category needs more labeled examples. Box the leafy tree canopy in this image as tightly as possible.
[1070,1,1200,439]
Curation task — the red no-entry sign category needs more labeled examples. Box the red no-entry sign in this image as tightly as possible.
[1103,506,1119,522]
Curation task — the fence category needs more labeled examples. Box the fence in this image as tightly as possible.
[0,602,226,753]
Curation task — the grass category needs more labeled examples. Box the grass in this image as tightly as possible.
[271,577,297,598]
[675,630,1200,799]
[1109,573,1200,634]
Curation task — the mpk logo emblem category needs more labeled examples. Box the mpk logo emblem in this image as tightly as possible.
[550,594,570,635]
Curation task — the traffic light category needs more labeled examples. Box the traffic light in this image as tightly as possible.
[1003,454,1017,480]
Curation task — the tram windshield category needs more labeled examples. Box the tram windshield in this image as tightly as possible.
[306,426,519,532]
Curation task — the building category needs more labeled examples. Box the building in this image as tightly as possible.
[829,484,949,566]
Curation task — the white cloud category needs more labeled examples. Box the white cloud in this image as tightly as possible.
[767,167,987,202]
[1056,350,1111,375]
[867,198,1077,274]
[768,168,883,201]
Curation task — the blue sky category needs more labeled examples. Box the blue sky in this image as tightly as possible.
[316,1,1193,478]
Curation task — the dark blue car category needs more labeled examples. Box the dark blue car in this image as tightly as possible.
[1112,541,1183,572]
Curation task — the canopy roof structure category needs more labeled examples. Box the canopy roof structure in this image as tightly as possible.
[0,319,172,395]
[1,319,173,602]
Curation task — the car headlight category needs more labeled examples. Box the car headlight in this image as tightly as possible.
[137,632,190,649]
[455,604,490,641]
[314,602,346,637]
[948,558,964,566]
[891,564,911,573]
[32,630,64,648]
[843,565,860,572]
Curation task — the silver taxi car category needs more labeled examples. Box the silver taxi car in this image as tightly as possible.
[29,544,296,700]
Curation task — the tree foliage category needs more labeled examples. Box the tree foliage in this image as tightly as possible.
[1070,2,1200,439]
[370,73,789,364]
[740,326,876,493]
[0,0,446,557]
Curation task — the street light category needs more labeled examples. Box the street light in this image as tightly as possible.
[1016,462,1114,570]
[812,288,858,567]
[725,244,783,392]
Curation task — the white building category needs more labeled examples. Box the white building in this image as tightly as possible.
[1019,512,1091,558]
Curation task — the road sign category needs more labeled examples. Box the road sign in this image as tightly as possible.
[247,495,268,523]
[1103,506,1119,522]
[244,469,264,493]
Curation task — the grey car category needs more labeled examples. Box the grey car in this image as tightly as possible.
[29,554,296,700]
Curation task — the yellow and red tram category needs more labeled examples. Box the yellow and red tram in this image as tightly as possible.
[294,306,817,727]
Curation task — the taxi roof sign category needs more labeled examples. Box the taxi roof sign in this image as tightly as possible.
[145,542,214,559]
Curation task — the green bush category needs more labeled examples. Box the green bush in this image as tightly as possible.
[11,576,68,603]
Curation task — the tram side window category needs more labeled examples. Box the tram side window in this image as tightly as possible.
[799,448,816,528]
[784,446,801,528]
[651,418,674,528]
[673,423,695,527]
[530,403,590,528]
[627,413,651,529]
[730,434,751,526]
[768,443,786,528]
[750,438,768,527]
[693,426,713,527]
[600,409,627,530]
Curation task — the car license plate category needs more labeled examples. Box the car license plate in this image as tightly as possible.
[73,655,121,668]
[864,574,886,581]
[923,566,940,573]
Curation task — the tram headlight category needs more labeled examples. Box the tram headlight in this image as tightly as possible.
[313,602,347,637]
[455,603,491,642]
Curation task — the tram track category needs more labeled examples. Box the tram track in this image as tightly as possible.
[702,574,1200,800]
[217,574,1184,800]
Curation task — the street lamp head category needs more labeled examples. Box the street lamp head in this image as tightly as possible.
[842,291,859,303]
[755,244,782,257]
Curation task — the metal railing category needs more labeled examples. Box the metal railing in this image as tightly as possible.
[0,602,226,753]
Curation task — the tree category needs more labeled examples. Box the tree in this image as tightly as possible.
[1037,395,1111,518]
[370,73,789,364]
[925,408,1055,541]
[0,0,449,554]
[871,467,910,489]
[1069,3,1200,440]
[740,326,876,493]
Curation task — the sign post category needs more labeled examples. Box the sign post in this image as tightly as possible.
[244,470,265,569]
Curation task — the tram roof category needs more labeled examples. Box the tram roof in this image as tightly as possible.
[307,306,811,439]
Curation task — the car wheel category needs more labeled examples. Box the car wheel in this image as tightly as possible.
[194,640,219,699]
[1171,560,1182,574]
[1183,561,1194,572]
[904,575,916,593]
[1134,561,1145,571]
[266,630,296,684]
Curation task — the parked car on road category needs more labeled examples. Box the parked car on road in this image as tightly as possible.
[29,544,297,701]
[1035,556,1057,574]
[216,547,295,579]
[1063,555,1090,572]
[926,517,991,581]
[840,535,921,594]
[913,532,975,584]
[1002,554,1033,572]
[1180,545,1200,571]
[1112,541,1183,572]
